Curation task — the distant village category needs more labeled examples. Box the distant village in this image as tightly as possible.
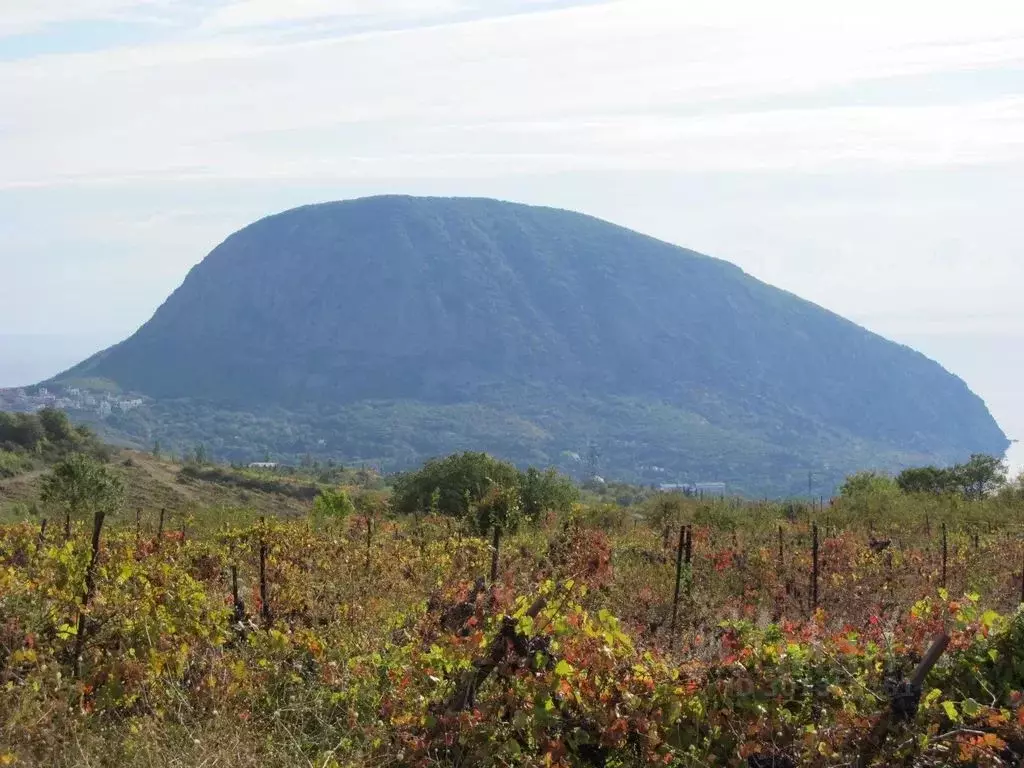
[562,450,725,494]
[0,385,145,419]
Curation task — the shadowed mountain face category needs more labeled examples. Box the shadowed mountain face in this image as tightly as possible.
[54,196,1008,494]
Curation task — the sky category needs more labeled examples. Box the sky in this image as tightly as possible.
[0,0,1021,472]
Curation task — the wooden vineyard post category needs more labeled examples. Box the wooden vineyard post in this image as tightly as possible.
[231,565,241,612]
[811,522,820,612]
[365,516,373,572]
[38,518,48,547]
[156,508,165,549]
[72,509,107,676]
[668,524,686,650]
[685,525,693,595]
[941,523,948,591]
[777,525,784,570]
[445,594,549,713]
[135,508,141,541]
[259,517,271,629]
[230,563,247,628]
[856,633,950,767]
[489,526,501,585]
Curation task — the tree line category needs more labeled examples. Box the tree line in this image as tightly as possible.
[895,454,1008,499]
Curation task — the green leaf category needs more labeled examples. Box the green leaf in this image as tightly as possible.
[980,610,1001,629]
[554,660,573,678]
[942,700,959,722]
[961,699,982,719]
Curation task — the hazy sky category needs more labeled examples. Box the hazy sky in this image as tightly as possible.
[1,0,1021,470]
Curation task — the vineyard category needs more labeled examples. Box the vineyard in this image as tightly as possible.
[3,463,1024,766]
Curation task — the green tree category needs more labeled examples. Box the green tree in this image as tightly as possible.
[40,453,124,540]
[839,471,901,516]
[392,452,521,520]
[998,471,1024,503]
[312,487,356,521]
[951,454,1007,500]
[520,467,579,521]
[0,412,45,451]
[896,466,955,495]
[38,407,75,444]
[392,452,577,533]
[897,456,1007,499]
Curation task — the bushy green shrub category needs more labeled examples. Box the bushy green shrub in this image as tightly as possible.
[311,487,355,521]
[391,452,578,533]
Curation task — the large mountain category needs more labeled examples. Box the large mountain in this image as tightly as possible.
[53,196,1008,495]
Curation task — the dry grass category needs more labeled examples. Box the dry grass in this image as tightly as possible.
[0,450,313,522]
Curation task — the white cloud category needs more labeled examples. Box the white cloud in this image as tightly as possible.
[3,0,1024,190]
[0,0,181,36]
[201,0,468,30]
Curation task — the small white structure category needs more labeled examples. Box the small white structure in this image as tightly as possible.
[248,462,279,470]
[694,482,727,495]
[659,482,727,496]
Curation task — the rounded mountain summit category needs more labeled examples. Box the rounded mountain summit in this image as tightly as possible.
[56,195,1008,495]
